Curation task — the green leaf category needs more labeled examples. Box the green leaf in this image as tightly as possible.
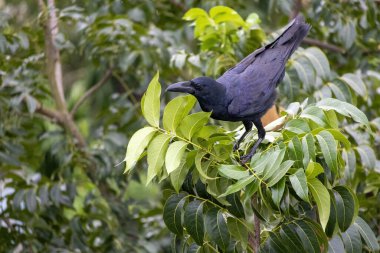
[356,145,376,170]
[219,175,256,197]
[262,148,286,181]
[163,193,188,236]
[170,154,190,193]
[333,186,356,231]
[184,200,205,245]
[289,169,309,202]
[285,119,311,134]
[227,217,248,249]
[303,47,331,80]
[301,106,327,127]
[141,72,161,127]
[194,151,215,180]
[179,112,211,140]
[327,81,353,103]
[302,134,316,168]
[218,164,249,180]
[325,129,351,149]
[267,160,294,187]
[163,95,196,133]
[271,178,286,207]
[26,189,37,212]
[146,133,171,184]
[353,217,380,251]
[288,137,303,169]
[124,127,157,173]
[306,162,324,179]
[316,130,338,174]
[328,235,345,253]
[339,73,367,98]
[205,208,230,251]
[226,193,245,218]
[278,226,304,253]
[341,225,362,253]
[293,220,323,253]
[183,8,208,21]
[316,98,369,125]
[308,178,330,230]
[165,141,188,174]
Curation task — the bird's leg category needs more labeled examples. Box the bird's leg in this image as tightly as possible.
[240,120,266,164]
[233,121,253,151]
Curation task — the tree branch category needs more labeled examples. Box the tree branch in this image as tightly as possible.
[112,72,139,105]
[39,0,86,148]
[302,37,346,53]
[70,69,112,116]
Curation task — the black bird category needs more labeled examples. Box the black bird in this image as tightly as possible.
[166,15,310,163]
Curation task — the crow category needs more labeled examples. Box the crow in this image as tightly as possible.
[166,15,310,163]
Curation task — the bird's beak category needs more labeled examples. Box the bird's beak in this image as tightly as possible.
[165,81,194,94]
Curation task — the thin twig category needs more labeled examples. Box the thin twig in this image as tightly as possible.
[70,69,112,116]
[39,0,86,148]
[112,72,139,105]
[253,193,261,252]
[302,37,346,53]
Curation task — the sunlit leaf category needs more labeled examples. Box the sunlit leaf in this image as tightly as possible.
[179,112,211,140]
[141,72,161,127]
[308,178,330,230]
[146,133,171,184]
[289,169,309,202]
[124,127,157,173]
[165,141,188,174]
[163,95,196,133]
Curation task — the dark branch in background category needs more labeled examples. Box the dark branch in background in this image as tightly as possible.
[70,69,112,116]
[112,72,139,105]
[290,0,302,20]
[303,37,345,53]
[38,0,86,148]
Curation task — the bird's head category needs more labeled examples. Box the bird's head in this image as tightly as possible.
[165,77,223,99]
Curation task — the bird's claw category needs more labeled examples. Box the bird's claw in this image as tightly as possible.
[233,142,240,152]
[239,154,252,164]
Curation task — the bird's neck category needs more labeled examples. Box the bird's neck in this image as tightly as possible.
[196,84,227,114]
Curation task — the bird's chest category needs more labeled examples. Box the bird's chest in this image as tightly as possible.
[199,101,229,121]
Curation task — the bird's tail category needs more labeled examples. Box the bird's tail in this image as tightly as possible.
[269,15,311,59]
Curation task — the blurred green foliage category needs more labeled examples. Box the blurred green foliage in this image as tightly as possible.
[0,0,379,252]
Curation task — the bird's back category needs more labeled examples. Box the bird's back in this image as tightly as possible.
[217,15,310,120]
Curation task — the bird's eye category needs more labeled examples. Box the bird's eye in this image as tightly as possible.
[192,82,202,91]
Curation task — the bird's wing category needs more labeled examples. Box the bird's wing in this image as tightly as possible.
[225,48,286,118]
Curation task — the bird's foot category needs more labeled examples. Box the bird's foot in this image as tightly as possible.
[233,142,240,152]
[239,154,253,164]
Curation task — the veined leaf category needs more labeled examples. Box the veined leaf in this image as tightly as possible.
[170,154,190,193]
[227,217,248,249]
[303,47,331,79]
[300,106,327,127]
[226,193,245,218]
[316,98,368,125]
[333,186,356,231]
[218,164,249,180]
[316,130,338,174]
[163,193,188,236]
[124,127,157,173]
[341,225,362,253]
[279,225,304,253]
[285,119,311,134]
[179,111,211,140]
[308,178,330,230]
[205,208,230,251]
[325,129,351,149]
[184,200,205,245]
[339,73,367,98]
[271,178,286,207]
[267,160,294,187]
[293,220,324,253]
[288,137,303,169]
[141,72,161,127]
[289,169,309,202]
[302,134,316,168]
[146,133,171,184]
[163,95,196,133]
[356,145,376,170]
[195,151,215,180]
[306,161,324,179]
[165,141,188,174]
[183,8,208,21]
[353,217,380,251]
[219,175,256,197]
[262,148,286,181]
[328,235,345,253]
